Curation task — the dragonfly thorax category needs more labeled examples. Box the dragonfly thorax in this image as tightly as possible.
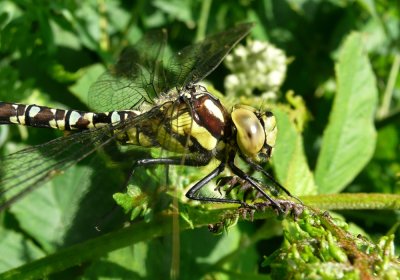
[123,84,230,155]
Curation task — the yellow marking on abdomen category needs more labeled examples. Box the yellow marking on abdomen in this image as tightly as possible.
[49,109,58,128]
[83,113,95,128]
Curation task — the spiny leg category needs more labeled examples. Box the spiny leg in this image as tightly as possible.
[215,175,269,200]
[244,158,303,204]
[125,155,206,187]
[129,154,209,189]
[129,156,250,206]
[228,159,284,213]
[185,162,247,205]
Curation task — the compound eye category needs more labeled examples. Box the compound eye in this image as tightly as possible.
[232,108,265,158]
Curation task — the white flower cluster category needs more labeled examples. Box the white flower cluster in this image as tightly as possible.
[224,40,288,101]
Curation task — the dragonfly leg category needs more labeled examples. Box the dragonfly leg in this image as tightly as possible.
[132,156,210,167]
[185,162,248,205]
[130,156,249,206]
[228,160,284,214]
[244,159,303,204]
[125,154,211,185]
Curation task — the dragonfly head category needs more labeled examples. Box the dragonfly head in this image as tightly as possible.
[231,105,277,163]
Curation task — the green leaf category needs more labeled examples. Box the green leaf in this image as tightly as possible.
[356,0,378,17]
[70,4,102,52]
[315,32,378,194]
[0,228,45,273]
[83,244,148,278]
[8,152,126,253]
[273,108,317,196]
[69,64,105,107]
[51,20,81,50]
[9,164,96,252]
[153,0,194,26]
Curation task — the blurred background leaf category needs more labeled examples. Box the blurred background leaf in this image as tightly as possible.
[315,32,378,194]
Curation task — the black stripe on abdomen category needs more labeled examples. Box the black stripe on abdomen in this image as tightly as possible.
[0,101,139,131]
[0,102,18,124]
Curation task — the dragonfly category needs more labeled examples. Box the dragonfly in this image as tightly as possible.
[0,22,294,214]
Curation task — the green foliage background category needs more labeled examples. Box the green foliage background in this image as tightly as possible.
[0,0,399,279]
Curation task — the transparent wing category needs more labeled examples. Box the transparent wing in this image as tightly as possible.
[167,22,254,89]
[88,30,168,112]
[88,23,254,112]
[0,111,158,211]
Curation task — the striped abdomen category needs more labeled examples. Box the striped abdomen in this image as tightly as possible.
[0,86,230,154]
[0,102,137,131]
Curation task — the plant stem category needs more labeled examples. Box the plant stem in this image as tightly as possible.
[378,54,400,119]
[1,193,399,279]
[196,0,212,41]
[301,193,400,210]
